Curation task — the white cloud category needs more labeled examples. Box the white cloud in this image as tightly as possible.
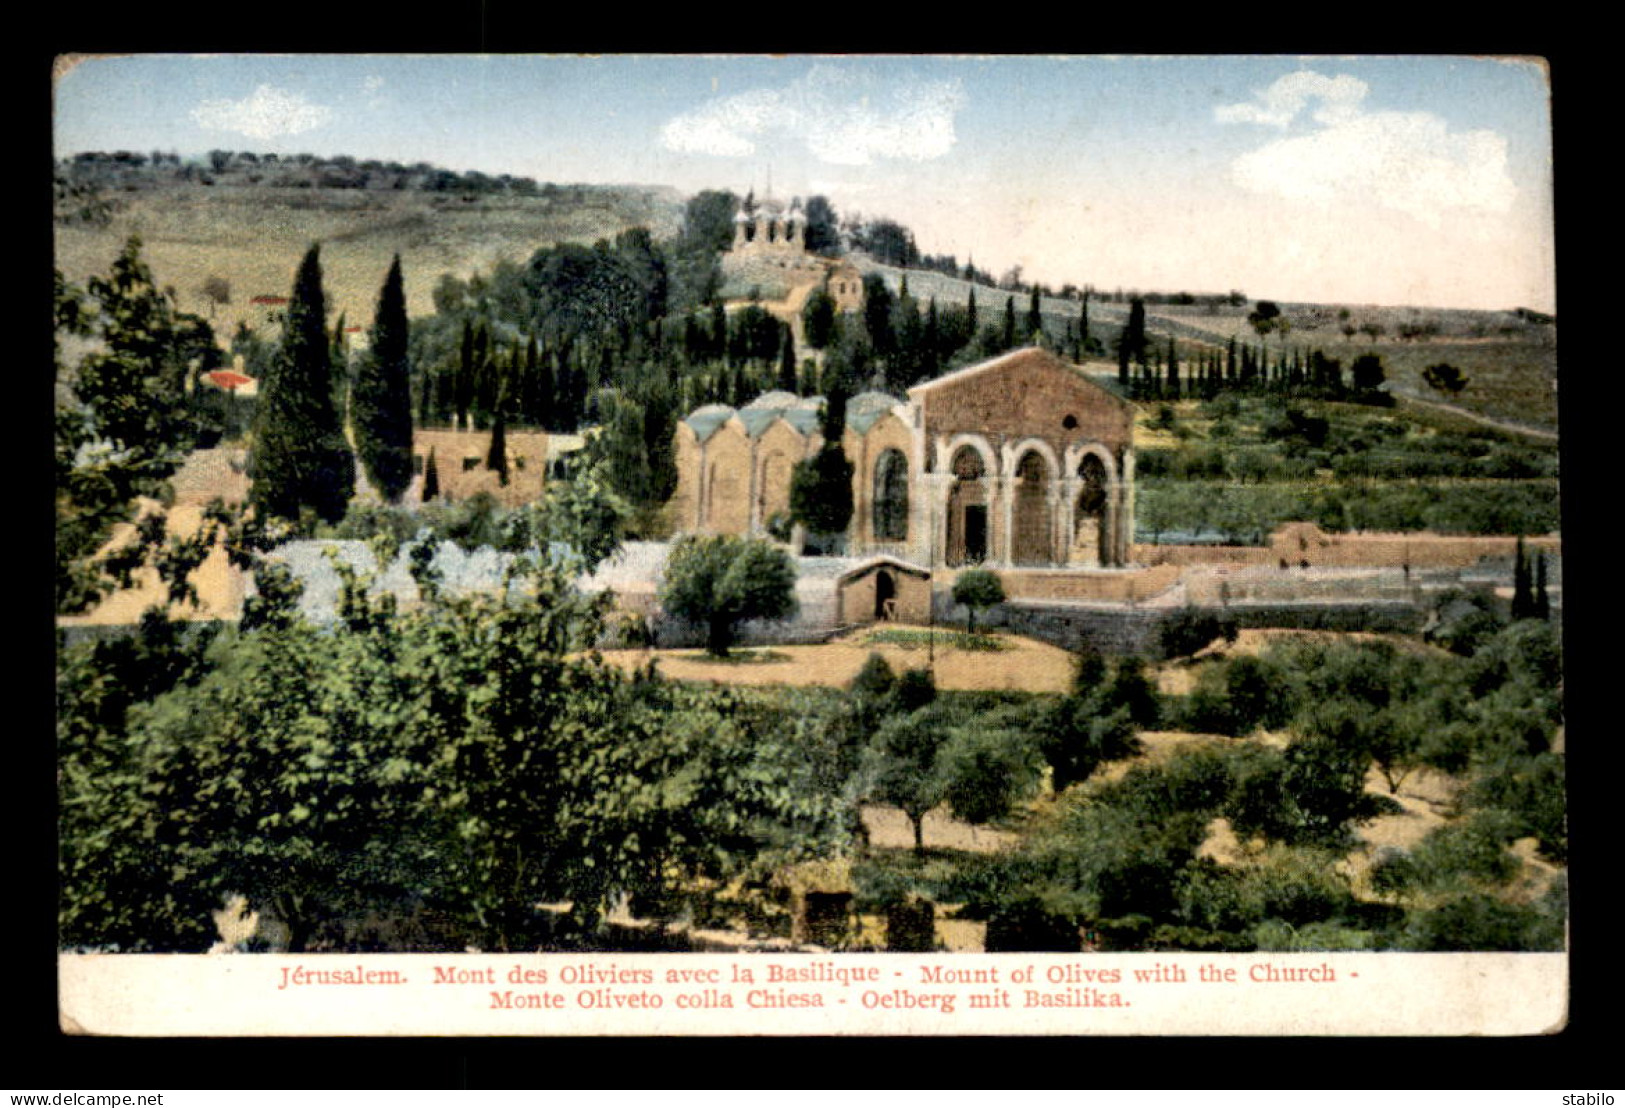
[1216,70,1368,128]
[660,65,967,166]
[190,84,334,140]
[1218,71,1515,225]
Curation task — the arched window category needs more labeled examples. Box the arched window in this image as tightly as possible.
[873,448,909,541]
[947,445,989,566]
[1074,453,1109,566]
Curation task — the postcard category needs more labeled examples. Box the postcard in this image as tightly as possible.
[53,53,1563,1037]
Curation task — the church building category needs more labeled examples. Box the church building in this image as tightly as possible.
[669,346,1137,568]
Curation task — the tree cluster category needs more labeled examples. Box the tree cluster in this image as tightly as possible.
[59,544,845,953]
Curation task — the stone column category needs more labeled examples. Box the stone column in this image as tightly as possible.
[1060,478,1079,566]
[922,473,953,568]
[994,475,1013,566]
[1120,449,1137,565]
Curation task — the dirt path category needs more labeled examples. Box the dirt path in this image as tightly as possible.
[1394,391,1559,442]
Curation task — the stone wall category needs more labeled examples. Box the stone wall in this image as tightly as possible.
[982,564,1184,604]
[1137,525,1562,571]
[413,428,551,507]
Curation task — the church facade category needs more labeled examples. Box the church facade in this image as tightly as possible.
[669,346,1137,568]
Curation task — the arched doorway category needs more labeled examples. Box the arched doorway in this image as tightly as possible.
[1012,450,1053,565]
[873,448,909,542]
[946,446,988,566]
[1074,453,1108,566]
[874,569,897,621]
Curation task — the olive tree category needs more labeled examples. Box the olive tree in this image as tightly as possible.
[659,535,798,656]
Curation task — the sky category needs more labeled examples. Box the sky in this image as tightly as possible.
[52,54,1556,312]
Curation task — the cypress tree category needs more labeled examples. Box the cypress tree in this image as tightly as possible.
[777,324,798,392]
[1026,286,1043,341]
[967,286,978,333]
[1533,551,1550,620]
[423,446,440,501]
[1079,293,1091,354]
[330,311,350,429]
[1511,535,1532,619]
[1117,332,1131,392]
[352,254,414,503]
[923,297,941,381]
[789,368,854,540]
[487,397,509,486]
[1125,298,1147,364]
[248,243,354,524]
[1002,296,1016,350]
[455,319,475,429]
[1166,338,1180,400]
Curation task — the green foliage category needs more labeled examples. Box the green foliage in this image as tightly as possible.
[866,703,953,853]
[658,535,798,656]
[938,719,1042,828]
[1101,655,1161,728]
[1225,735,1382,850]
[248,244,355,524]
[1426,589,1507,656]
[1038,703,1141,793]
[422,447,440,500]
[60,550,846,952]
[803,287,836,350]
[56,240,217,613]
[1370,812,1522,896]
[951,568,1005,633]
[1391,891,1564,952]
[1423,361,1469,396]
[849,652,897,700]
[789,443,855,538]
[1158,607,1238,660]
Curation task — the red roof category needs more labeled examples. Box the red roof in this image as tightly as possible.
[205,369,254,390]
[250,295,288,305]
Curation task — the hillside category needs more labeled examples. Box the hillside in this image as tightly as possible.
[53,173,686,340]
[859,260,1559,433]
[54,160,1558,434]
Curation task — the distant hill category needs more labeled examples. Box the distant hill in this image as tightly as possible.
[53,154,685,339]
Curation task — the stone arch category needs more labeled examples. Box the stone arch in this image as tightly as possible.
[1003,436,1062,481]
[941,432,998,478]
[875,569,896,621]
[1012,448,1054,566]
[946,444,989,566]
[872,447,909,542]
[1070,441,1119,486]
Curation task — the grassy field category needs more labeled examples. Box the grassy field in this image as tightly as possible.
[53,180,685,339]
[597,625,1077,693]
[1153,303,1559,432]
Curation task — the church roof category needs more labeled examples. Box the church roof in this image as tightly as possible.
[736,406,785,438]
[848,391,904,434]
[682,403,735,443]
[680,390,903,442]
[743,390,800,410]
[906,345,1134,411]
